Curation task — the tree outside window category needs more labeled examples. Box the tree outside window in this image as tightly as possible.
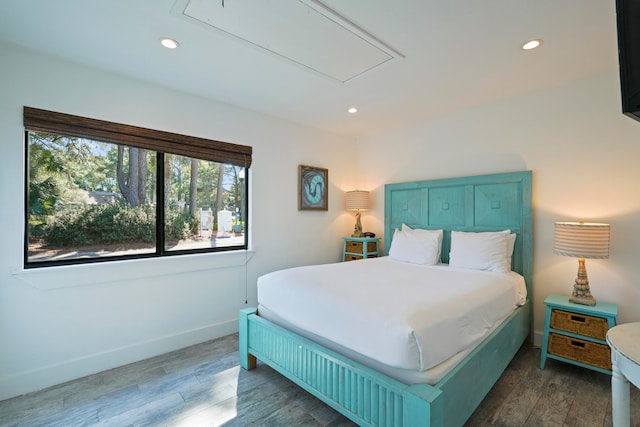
[25,124,248,267]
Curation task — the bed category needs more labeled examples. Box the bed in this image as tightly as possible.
[239,171,532,427]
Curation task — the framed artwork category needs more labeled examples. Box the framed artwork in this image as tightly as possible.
[299,165,328,211]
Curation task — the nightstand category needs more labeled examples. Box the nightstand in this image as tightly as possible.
[540,294,618,374]
[342,237,380,262]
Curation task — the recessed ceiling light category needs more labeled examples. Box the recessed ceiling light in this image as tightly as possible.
[347,107,358,114]
[521,39,543,50]
[160,38,180,49]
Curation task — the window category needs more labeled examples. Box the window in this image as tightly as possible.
[24,107,251,267]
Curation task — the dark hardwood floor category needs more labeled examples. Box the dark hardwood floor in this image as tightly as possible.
[1,333,638,426]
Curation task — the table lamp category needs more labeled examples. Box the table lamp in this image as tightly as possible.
[553,221,610,306]
[346,190,370,238]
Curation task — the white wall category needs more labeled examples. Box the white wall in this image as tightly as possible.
[0,43,357,400]
[357,71,640,345]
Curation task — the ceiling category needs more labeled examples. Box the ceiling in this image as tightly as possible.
[0,0,620,137]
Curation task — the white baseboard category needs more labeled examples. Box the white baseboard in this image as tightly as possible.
[0,319,238,401]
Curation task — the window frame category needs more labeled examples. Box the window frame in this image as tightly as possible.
[23,107,251,269]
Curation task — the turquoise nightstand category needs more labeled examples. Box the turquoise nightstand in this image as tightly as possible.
[540,294,618,374]
[342,237,380,262]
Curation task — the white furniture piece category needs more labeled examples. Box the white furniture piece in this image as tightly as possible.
[606,322,640,427]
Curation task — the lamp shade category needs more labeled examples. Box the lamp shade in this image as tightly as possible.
[345,190,370,211]
[554,222,610,259]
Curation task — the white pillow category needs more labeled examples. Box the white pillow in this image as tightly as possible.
[402,224,444,261]
[389,228,442,265]
[449,230,513,272]
[506,232,516,266]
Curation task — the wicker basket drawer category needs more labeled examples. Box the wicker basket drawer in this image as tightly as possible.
[345,241,377,254]
[548,333,611,371]
[550,309,609,340]
[344,254,363,261]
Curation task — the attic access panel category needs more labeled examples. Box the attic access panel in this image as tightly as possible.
[173,0,402,82]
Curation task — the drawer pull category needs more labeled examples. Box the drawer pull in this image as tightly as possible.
[570,315,586,323]
[570,340,586,348]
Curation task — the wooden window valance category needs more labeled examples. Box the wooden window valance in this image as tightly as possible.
[23,107,252,167]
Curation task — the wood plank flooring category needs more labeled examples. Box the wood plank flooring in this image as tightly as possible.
[1,333,639,426]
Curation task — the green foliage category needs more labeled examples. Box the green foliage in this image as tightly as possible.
[111,204,156,242]
[165,209,199,241]
[44,204,156,246]
[45,207,94,246]
[28,131,246,251]
[28,176,59,236]
[43,204,203,247]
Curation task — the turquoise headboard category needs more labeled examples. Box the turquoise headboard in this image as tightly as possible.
[384,171,533,296]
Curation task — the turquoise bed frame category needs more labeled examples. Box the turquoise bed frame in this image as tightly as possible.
[239,171,532,426]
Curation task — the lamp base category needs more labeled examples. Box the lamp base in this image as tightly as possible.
[569,258,596,306]
[569,294,596,306]
[351,210,364,238]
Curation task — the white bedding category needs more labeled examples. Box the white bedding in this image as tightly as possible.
[257,257,526,373]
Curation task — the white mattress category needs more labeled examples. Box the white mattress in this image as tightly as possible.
[257,257,526,376]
